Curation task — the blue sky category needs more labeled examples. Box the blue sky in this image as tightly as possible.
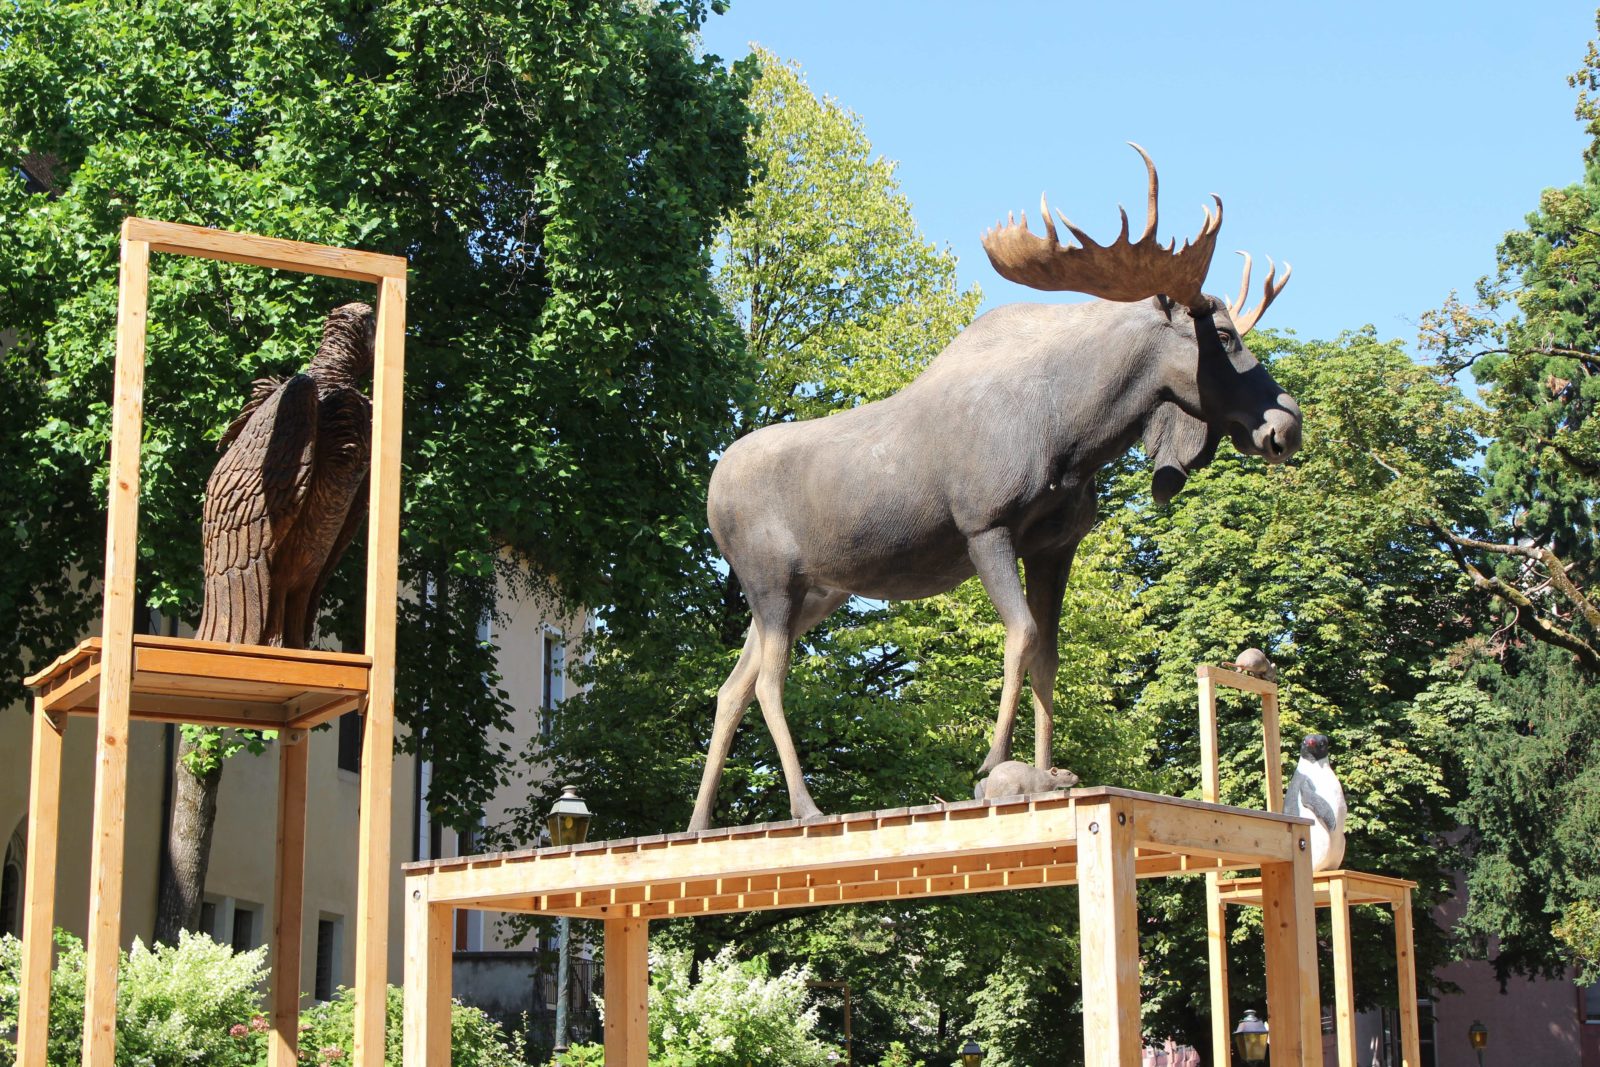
[700,1,1597,347]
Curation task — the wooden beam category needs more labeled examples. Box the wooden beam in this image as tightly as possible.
[402,882,452,1067]
[81,232,150,1067]
[1329,874,1357,1067]
[1198,663,1279,696]
[122,217,406,283]
[1198,667,1220,804]
[1132,798,1298,863]
[269,732,311,1067]
[1260,842,1320,1067]
[1205,873,1231,1067]
[354,272,406,1067]
[1077,796,1140,1066]
[17,699,64,1067]
[1394,894,1421,1067]
[604,917,649,1067]
[1261,688,1283,813]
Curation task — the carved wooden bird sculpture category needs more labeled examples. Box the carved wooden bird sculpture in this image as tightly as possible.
[196,302,376,648]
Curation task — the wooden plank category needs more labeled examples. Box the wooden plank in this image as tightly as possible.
[1394,894,1421,1067]
[354,271,406,1067]
[426,800,1080,905]
[17,700,64,1067]
[270,732,311,1067]
[135,645,369,691]
[1261,689,1283,813]
[1260,841,1320,1067]
[603,917,649,1067]
[1329,874,1357,1067]
[123,217,406,283]
[82,232,150,1067]
[1132,798,1297,863]
[286,692,366,730]
[1205,873,1231,1067]
[1198,663,1278,696]
[1076,796,1140,1067]
[1198,668,1220,804]
[402,882,452,1067]
[25,634,371,690]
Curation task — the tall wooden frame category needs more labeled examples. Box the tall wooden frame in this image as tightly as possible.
[1197,664,1422,1067]
[401,787,1322,1067]
[1197,663,1285,1067]
[17,219,407,1067]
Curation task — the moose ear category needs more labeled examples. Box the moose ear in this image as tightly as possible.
[1144,401,1222,505]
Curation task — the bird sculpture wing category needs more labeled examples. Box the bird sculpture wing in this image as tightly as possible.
[197,374,319,645]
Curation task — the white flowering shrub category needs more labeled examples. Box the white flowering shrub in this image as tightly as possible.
[641,945,836,1067]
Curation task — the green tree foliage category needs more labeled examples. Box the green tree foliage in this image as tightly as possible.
[0,1,752,834]
[1412,14,1600,984]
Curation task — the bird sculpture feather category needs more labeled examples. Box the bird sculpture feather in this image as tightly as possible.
[196,303,376,648]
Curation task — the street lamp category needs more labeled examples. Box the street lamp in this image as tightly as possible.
[1469,1020,1488,1067]
[959,1038,984,1067]
[547,785,593,1054]
[1232,1009,1269,1065]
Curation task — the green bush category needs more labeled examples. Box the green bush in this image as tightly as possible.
[643,946,835,1067]
[0,931,524,1067]
[0,930,266,1067]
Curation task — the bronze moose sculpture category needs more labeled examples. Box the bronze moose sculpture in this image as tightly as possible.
[196,302,375,648]
[689,146,1301,830]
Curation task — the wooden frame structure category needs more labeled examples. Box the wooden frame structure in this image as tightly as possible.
[17,218,407,1067]
[1217,870,1421,1067]
[1197,664,1423,1067]
[401,787,1323,1067]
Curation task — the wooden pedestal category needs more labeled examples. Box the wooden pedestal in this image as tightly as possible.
[15,219,406,1067]
[400,788,1323,1067]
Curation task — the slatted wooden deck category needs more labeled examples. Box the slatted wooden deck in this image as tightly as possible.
[401,787,1324,1067]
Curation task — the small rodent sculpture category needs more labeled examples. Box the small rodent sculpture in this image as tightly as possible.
[974,761,1080,800]
[1225,647,1278,682]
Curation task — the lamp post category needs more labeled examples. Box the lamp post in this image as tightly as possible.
[959,1038,984,1067]
[1232,1009,1269,1065]
[1469,1020,1488,1067]
[547,785,592,1054]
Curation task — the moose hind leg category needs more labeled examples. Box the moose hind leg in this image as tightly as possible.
[687,625,763,832]
[969,527,1040,774]
[1023,549,1074,769]
[752,586,844,822]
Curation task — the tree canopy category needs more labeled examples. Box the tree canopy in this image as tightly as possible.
[0,0,754,826]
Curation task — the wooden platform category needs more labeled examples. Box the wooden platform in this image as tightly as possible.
[24,634,370,729]
[1217,868,1416,907]
[403,787,1325,1066]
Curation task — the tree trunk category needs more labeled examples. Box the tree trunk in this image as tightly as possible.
[153,732,224,944]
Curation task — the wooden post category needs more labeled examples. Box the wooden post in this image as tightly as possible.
[403,880,452,1067]
[1394,894,1421,1067]
[17,701,65,1067]
[604,917,650,1067]
[270,730,311,1067]
[1077,796,1140,1067]
[1205,878,1231,1067]
[1260,688,1283,813]
[354,272,406,1067]
[1329,875,1357,1067]
[82,229,151,1067]
[1260,839,1319,1067]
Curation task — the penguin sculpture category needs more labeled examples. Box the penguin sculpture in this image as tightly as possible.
[1282,733,1346,871]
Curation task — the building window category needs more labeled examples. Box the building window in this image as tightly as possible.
[315,918,341,1001]
[337,711,362,774]
[1418,997,1438,1067]
[541,632,565,741]
[1585,979,1600,1024]
[231,903,259,953]
[1,825,24,938]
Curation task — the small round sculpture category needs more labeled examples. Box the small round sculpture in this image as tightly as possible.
[1227,647,1277,682]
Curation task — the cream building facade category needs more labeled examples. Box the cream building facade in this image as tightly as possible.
[0,574,581,1013]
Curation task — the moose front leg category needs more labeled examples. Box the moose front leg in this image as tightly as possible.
[969,527,1040,774]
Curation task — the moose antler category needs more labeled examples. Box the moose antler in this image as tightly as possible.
[981,143,1222,311]
[1227,251,1291,335]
